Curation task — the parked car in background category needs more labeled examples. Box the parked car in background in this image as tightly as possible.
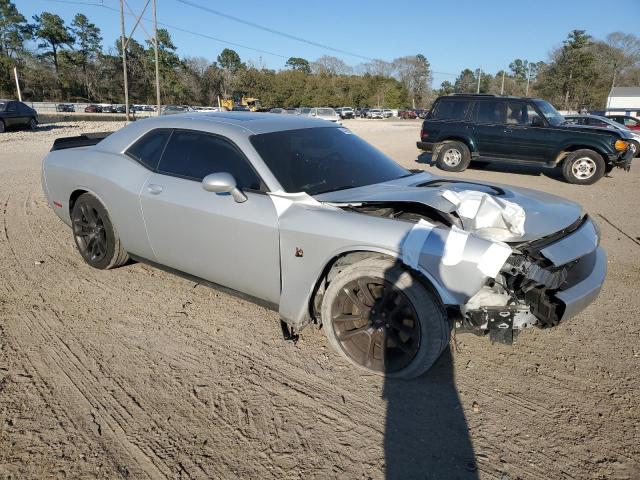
[564,114,640,157]
[285,108,299,115]
[101,104,116,113]
[606,115,640,131]
[390,109,399,117]
[418,94,633,184]
[231,105,251,112]
[415,109,429,119]
[368,109,384,119]
[336,107,354,119]
[194,106,222,113]
[56,103,75,112]
[84,104,102,113]
[0,100,38,133]
[270,108,286,114]
[382,109,393,118]
[299,107,312,115]
[115,105,126,114]
[357,107,370,118]
[309,107,341,124]
[399,109,417,119]
[161,105,195,115]
[41,112,608,378]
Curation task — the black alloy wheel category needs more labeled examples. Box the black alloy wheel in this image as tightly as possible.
[72,202,108,264]
[330,276,421,373]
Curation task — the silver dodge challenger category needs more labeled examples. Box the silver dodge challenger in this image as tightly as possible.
[41,112,606,378]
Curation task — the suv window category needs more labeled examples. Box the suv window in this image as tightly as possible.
[158,130,262,190]
[126,129,172,170]
[475,100,505,123]
[526,104,542,126]
[505,102,525,125]
[7,102,16,112]
[432,99,469,120]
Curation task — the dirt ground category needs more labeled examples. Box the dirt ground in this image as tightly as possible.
[0,118,638,480]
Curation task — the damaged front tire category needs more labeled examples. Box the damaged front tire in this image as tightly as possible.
[321,258,450,379]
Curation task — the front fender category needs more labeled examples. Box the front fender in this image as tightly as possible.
[276,203,511,328]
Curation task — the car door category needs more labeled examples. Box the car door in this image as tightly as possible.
[498,101,549,161]
[17,102,32,127]
[4,101,20,127]
[139,129,281,304]
[471,99,508,157]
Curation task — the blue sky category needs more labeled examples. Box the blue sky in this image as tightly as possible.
[22,0,640,85]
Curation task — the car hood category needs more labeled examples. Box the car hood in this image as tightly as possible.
[314,172,583,242]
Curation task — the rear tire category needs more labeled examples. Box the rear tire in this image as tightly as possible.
[436,140,471,172]
[71,193,129,270]
[0,120,5,133]
[320,258,450,379]
[561,149,605,185]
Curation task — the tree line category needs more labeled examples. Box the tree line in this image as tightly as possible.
[1,0,639,110]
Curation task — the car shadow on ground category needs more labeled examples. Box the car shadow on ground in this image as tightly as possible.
[35,124,79,132]
[416,152,564,181]
[378,258,478,479]
[383,347,479,479]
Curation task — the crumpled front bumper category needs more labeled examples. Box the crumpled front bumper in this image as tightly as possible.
[537,217,607,321]
[611,147,634,171]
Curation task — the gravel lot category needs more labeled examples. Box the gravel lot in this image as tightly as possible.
[0,119,638,479]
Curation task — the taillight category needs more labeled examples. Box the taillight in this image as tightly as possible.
[420,128,428,140]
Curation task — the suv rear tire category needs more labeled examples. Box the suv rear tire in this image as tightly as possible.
[562,149,605,185]
[436,141,471,172]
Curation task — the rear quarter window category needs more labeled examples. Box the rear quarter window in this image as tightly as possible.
[126,129,172,171]
[431,99,470,120]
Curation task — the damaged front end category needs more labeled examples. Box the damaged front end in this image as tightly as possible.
[335,187,606,345]
[459,215,606,344]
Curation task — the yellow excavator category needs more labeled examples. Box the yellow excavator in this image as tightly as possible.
[220,96,261,111]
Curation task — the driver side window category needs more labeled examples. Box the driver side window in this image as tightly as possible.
[158,130,263,191]
[526,105,542,126]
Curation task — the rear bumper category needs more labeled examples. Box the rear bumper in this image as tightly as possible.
[417,141,433,151]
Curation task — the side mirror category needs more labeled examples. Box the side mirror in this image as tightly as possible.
[531,116,544,127]
[202,172,247,203]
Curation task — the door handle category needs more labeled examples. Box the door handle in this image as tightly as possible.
[147,184,163,195]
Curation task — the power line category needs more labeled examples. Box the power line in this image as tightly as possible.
[42,0,289,59]
[42,0,463,75]
[176,0,376,62]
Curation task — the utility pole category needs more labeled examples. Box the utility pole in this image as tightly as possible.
[525,65,532,96]
[119,0,130,121]
[13,67,22,101]
[500,70,505,95]
[476,68,482,94]
[152,0,161,116]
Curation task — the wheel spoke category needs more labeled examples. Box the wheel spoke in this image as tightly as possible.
[333,312,366,323]
[363,331,376,368]
[391,319,417,338]
[357,278,376,306]
[337,325,372,341]
[343,286,368,313]
[387,329,413,353]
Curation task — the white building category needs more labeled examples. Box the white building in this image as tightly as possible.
[605,87,640,116]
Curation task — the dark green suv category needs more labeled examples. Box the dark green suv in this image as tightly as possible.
[417,94,633,184]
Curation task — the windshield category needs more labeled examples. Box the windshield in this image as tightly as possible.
[317,108,336,116]
[250,127,410,195]
[534,100,564,126]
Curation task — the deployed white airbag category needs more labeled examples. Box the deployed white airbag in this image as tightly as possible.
[441,189,526,240]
